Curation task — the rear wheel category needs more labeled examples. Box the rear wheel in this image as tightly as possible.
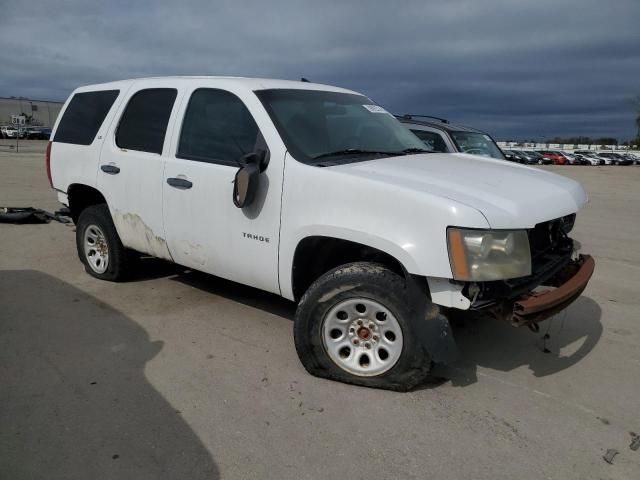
[294,262,433,391]
[76,204,133,281]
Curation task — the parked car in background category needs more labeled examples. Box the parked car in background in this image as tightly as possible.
[516,150,544,164]
[560,152,584,165]
[621,153,639,165]
[523,151,552,164]
[26,126,52,140]
[502,149,525,163]
[397,115,506,160]
[614,153,634,165]
[41,127,52,140]
[1,126,18,138]
[598,152,633,165]
[510,150,542,165]
[571,153,591,165]
[540,150,567,165]
[575,151,607,165]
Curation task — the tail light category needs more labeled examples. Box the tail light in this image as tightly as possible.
[45,141,53,187]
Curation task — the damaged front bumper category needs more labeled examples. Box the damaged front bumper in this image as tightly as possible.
[486,254,595,326]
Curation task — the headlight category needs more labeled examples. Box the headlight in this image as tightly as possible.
[447,228,531,281]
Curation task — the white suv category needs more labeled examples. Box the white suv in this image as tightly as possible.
[48,76,595,390]
[1,125,18,138]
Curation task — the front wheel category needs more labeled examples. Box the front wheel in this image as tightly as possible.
[294,262,432,391]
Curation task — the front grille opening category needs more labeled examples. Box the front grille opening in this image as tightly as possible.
[528,214,575,260]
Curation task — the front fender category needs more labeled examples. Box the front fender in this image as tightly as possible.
[278,154,490,300]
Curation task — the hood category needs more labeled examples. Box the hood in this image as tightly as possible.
[331,153,588,229]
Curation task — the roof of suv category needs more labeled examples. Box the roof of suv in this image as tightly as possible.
[396,115,486,134]
[73,76,358,95]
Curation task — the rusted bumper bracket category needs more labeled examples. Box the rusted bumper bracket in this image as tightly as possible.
[490,254,595,326]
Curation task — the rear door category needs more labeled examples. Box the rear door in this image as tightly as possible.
[97,84,180,259]
[162,87,284,294]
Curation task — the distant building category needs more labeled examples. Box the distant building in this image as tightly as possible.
[0,97,63,127]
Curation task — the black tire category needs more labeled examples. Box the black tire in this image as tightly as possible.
[76,204,132,281]
[294,262,433,391]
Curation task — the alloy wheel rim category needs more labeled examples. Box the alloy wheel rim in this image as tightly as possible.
[83,224,109,274]
[321,298,403,377]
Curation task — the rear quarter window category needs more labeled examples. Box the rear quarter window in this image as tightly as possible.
[54,90,119,145]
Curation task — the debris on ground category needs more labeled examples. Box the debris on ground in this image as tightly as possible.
[603,449,619,464]
[0,206,71,224]
[630,432,640,451]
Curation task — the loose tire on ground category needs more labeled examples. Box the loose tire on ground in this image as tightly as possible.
[75,204,133,281]
[294,262,433,391]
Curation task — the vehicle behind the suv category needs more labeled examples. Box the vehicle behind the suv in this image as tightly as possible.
[597,152,633,165]
[47,76,594,391]
[1,126,18,138]
[524,150,552,164]
[26,126,52,140]
[503,150,542,165]
[502,149,525,163]
[575,151,609,165]
[539,150,567,165]
[397,115,506,160]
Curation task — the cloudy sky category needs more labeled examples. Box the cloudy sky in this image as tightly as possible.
[1,0,639,140]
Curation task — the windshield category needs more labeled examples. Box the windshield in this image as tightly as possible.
[255,89,427,164]
[449,131,504,159]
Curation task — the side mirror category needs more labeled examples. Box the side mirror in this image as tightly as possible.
[233,162,260,208]
[233,149,269,208]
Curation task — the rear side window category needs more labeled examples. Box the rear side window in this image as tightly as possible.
[177,89,259,165]
[54,90,119,145]
[116,88,177,154]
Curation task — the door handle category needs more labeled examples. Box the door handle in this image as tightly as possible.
[100,164,120,175]
[167,177,193,189]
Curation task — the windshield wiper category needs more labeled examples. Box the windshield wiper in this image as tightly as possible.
[312,149,402,160]
[401,148,432,154]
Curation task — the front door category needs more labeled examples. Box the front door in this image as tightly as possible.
[162,87,284,294]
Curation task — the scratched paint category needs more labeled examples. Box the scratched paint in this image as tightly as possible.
[113,212,172,260]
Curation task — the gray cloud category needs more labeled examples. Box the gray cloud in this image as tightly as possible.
[1,0,639,140]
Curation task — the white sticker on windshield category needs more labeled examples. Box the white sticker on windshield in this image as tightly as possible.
[363,104,388,114]
[483,134,491,141]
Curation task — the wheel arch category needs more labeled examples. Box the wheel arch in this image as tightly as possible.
[67,183,108,223]
[287,233,423,302]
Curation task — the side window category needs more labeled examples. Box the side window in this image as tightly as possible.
[177,89,260,165]
[410,129,448,153]
[116,88,177,154]
[54,90,119,145]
